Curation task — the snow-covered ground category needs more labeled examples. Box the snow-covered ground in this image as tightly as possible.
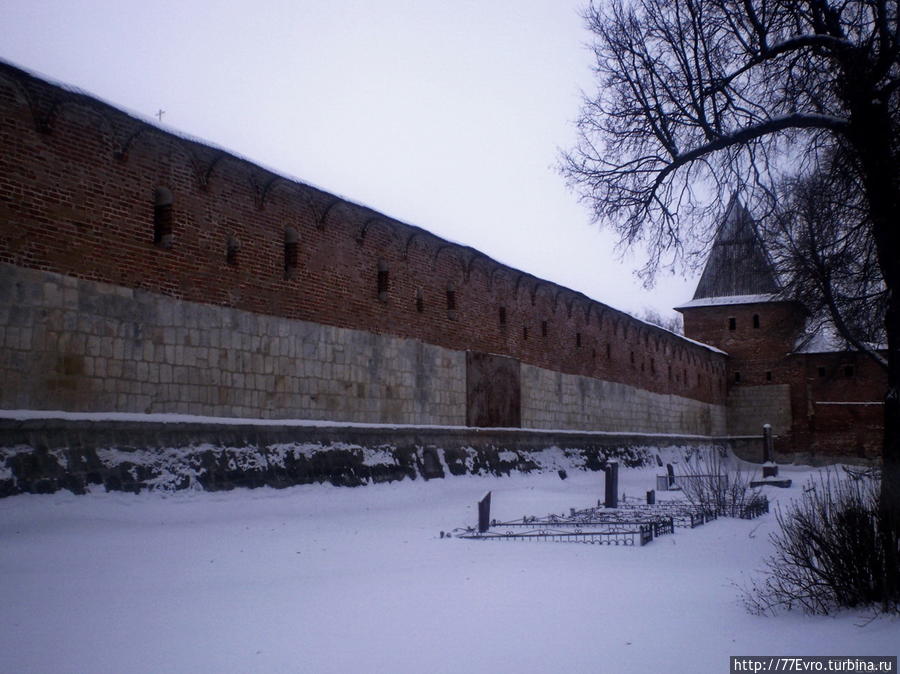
[0,461,897,673]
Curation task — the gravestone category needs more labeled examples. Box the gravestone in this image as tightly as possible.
[604,461,619,509]
[478,491,492,533]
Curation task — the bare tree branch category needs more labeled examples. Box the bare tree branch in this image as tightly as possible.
[561,0,900,607]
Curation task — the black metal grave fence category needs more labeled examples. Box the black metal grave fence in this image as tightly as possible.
[456,523,655,546]
[448,490,768,547]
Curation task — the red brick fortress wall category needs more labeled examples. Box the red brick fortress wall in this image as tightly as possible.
[792,352,885,461]
[0,61,726,412]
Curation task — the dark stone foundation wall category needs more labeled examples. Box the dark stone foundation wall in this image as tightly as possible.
[0,419,733,497]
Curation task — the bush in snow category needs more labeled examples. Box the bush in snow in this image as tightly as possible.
[743,469,897,615]
[676,448,765,518]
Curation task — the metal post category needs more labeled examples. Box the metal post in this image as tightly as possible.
[762,423,778,477]
[762,423,773,463]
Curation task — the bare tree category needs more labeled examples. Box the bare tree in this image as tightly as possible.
[677,447,765,518]
[766,157,888,370]
[562,0,900,606]
[639,307,684,334]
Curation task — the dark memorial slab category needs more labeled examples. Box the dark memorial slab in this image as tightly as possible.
[478,491,492,533]
[750,479,792,489]
[604,461,619,509]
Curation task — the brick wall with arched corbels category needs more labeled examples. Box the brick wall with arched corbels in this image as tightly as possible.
[0,62,727,406]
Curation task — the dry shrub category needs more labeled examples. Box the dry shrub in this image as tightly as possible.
[676,449,766,518]
[743,470,895,615]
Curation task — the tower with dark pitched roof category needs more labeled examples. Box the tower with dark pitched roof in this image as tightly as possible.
[675,198,806,442]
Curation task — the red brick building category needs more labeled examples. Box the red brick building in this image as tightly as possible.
[677,199,886,462]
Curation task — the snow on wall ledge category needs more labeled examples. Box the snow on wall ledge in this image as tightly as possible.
[0,416,732,497]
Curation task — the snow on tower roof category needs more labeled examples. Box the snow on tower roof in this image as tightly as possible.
[674,293,781,310]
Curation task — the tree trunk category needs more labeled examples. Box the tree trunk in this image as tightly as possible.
[882,290,900,608]
[847,87,900,607]
[860,170,900,608]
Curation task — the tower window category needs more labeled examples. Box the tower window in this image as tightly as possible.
[153,187,174,248]
[844,365,855,377]
[734,371,741,383]
[753,314,760,329]
[728,317,736,331]
[606,343,611,359]
[817,366,827,378]
[446,287,456,311]
[541,321,548,338]
[576,332,582,347]
[766,371,772,381]
[523,325,528,341]
[499,306,507,326]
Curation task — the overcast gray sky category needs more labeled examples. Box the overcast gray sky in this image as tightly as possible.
[1,0,700,319]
